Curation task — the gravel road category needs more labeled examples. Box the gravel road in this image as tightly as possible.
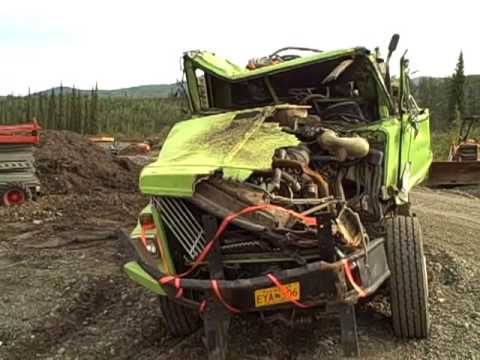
[0,188,479,359]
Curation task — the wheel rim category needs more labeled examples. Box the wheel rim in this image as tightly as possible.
[3,189,26,206]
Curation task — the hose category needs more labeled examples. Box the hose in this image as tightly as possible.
[273,159,330,198]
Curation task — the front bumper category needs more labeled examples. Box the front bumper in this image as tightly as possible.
[122,230,390,312]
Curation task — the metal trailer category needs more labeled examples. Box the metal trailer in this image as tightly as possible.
[0,121,41,206]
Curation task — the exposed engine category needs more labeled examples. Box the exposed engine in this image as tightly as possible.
[156,107,390,278]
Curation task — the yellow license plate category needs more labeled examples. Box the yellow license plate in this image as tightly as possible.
[254,282,300,308]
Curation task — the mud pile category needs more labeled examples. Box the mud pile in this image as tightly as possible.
[34,130,142,194]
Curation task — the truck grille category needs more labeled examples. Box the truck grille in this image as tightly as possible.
[152,196,206,259]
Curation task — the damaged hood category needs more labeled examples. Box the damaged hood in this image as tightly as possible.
[140,105,300,196]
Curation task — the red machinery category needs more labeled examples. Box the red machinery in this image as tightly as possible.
[0,120,41,206]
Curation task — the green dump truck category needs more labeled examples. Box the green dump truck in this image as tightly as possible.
[123,34,432,358]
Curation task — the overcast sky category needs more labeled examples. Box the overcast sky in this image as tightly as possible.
[1,0,477,95]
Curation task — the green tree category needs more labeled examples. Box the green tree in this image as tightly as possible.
[87,84,99,134]
[58,83,65,129]
[26,87,32,120]
[37,93,46,126]
[70,86,79,132]
[47,89,56,129]
[0,85,185,135]
[75,87,83,133]
[448,51,466,129]
[83,95,89,134]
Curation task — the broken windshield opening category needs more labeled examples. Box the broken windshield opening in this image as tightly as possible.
[191,55,381,123]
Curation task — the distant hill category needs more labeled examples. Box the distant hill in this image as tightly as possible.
[34,84,176,98]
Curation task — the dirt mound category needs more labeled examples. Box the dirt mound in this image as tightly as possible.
[118,143,149,156]
[34,130,142,194]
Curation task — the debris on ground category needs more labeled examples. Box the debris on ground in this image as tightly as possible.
[118,143,151,156]
[0,188,479,359]
[34,130,141,194]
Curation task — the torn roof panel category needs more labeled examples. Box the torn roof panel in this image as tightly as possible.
[184,48,366,81]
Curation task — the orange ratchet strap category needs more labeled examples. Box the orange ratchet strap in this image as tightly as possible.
[158,204,318,313]
[139,223,155,248]
[342,259,367,298]
[173,277,183,298]
[266,273,310,309]
[160,204,316,283]
[198,300,207,313]
[211,280,241,314]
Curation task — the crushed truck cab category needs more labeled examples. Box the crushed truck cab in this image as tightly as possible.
[123,35,432,358]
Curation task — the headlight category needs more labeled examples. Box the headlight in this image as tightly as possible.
[132,234,158,256]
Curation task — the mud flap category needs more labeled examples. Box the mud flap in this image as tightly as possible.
[203,303,230,360]
[338,237,390,358]
[338,303,360,357]
[202,215,231,360]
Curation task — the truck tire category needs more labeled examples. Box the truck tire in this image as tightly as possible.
[384,215,430,338]
[159,296,201,337]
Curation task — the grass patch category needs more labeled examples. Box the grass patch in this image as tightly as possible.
[431,132,454,160]
[431,125,480,160]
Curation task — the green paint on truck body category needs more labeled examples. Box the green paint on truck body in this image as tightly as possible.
[127,44,433,295]
[140,105,300,196]
[124,261,166,295]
